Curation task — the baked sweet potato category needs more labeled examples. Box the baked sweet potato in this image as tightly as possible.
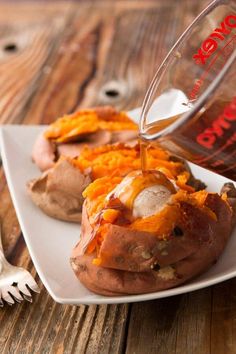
[32,106,137,171]
[28,143,204,222]
[71,171,236,295]
[27,159,91,222]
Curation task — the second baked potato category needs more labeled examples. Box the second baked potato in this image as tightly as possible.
[28,143,204,222]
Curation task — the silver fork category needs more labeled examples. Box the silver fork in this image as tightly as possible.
[0,227,40,306]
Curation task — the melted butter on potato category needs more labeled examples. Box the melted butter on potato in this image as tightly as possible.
[106,170,176,218]
[106,174,136,207]
[133,184,172,218]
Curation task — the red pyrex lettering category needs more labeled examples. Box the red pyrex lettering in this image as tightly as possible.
[193,14,236,65]
[196,97,236,149]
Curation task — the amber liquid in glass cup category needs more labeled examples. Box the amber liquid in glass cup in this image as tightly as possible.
[140,0,236,180]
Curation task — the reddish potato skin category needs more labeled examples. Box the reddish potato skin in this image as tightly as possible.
[32,132,56,171]
[71,253,182,296]
[71,187,235,295]
[71,205,94,256]
[72,194,232,272]
[27,160,91,223]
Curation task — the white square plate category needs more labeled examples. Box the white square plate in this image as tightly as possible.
[0,113,236,304]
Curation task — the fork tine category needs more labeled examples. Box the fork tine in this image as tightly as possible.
[8,286,23,302]
[18,282,31,297]
[2,289,15,305]
[13,297,21,304]
[26,277,40,294]
[0,290,3,307]
[22,294,33,303]
[0,226,40,306]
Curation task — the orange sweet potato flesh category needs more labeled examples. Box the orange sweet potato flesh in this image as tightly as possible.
[29,142,202,222]
[32,106,138,171]
[44,106,137,143]
[71,182,236,296]
[73,143,191,181]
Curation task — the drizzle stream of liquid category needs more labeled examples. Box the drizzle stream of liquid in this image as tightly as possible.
[140,115,179,171]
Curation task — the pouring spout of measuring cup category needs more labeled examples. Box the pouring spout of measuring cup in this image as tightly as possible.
[139,89,193,138]
[139,0,236,180]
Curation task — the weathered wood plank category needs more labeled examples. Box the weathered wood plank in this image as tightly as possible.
[211,279,236,354]
[0,1,73,124]
[23,6,102,125]
[23,0,197,124]
[126,289,212,354]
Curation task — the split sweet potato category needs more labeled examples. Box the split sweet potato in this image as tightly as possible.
[32,106,137,171]
[71,171,236,295]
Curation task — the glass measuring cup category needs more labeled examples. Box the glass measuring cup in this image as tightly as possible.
[140,0,236,180]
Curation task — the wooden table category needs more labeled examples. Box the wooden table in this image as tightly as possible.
[1,1,236,353]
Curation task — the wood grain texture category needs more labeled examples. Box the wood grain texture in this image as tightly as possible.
[126,288,211,354]
[1,1,235,354]
[0,1,73,124]
[211,279,236,354]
